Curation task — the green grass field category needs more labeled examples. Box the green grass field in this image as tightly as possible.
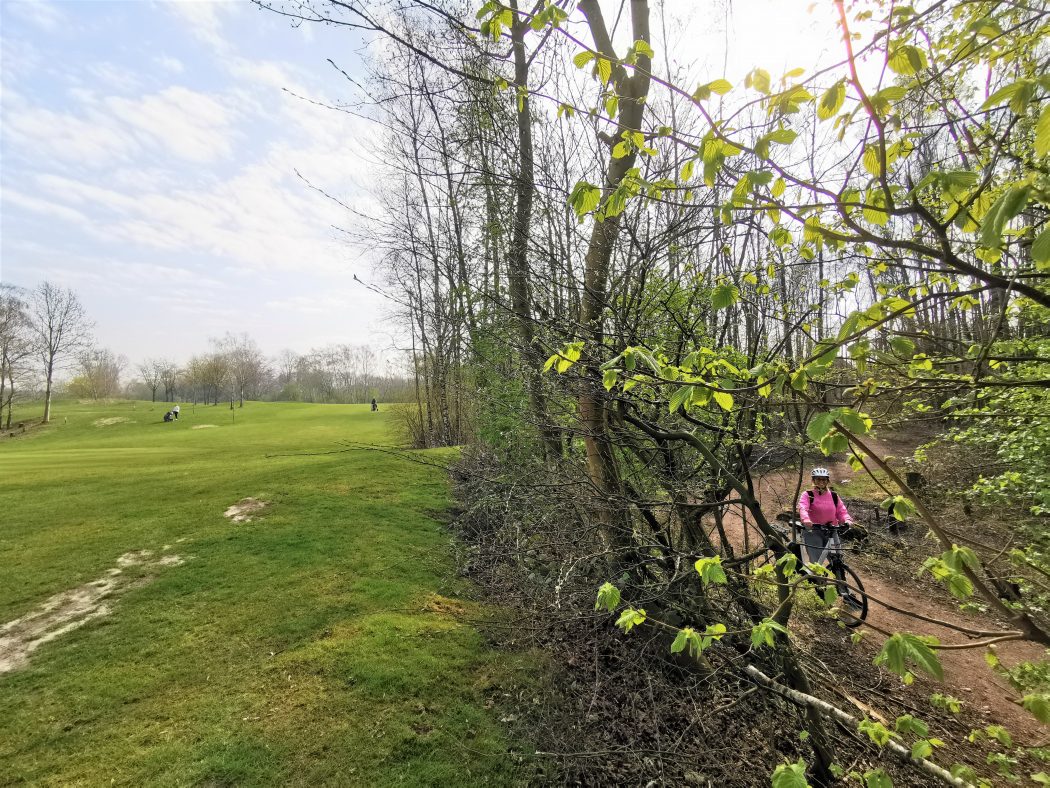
[0,400,532,786]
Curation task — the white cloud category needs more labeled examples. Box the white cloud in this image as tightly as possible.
[104,87,236,163]
[2,188,93,227]
[263,291,362,315]
[5,0,65,32]
[154,55,185,74]
[0,37,42,84]
[4,85,238,167]
[31,154,358,277]
[86,62,142,93]
[3,101,138,167]
[1,0,397,363]
[165,0,238,53]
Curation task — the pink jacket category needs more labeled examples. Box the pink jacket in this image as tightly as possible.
[798,488,851,526]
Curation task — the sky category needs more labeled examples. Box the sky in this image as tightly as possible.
[0,0,840,368]
[1,0,391,365]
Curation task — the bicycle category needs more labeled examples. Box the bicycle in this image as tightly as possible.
[768,519,869,628]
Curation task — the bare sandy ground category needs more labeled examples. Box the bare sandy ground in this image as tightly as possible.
[93,417,133,427]
[0,549,185,674]
[224,497,269,523]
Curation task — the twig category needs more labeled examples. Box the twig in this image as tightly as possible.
[744,665,973,787]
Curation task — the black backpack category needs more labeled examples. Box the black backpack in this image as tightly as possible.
[806,489,839,506]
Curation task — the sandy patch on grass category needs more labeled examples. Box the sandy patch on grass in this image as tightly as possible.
[0,550,186,674]
[192,424,218,430]
[93,417,133,427]
[224,497,269,523]
[420,593,468,617]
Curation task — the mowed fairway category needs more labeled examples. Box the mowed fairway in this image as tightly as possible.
[0,401,528,786]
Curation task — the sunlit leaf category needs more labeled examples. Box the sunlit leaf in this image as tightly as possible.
[818,81,846,120]
[888,44,927,75]
[711,283,740,310]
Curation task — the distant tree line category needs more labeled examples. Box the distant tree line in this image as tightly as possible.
[0,282,413,425]
[130,336,414,407]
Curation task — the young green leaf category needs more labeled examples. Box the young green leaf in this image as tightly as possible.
[747,67,772,94]
[894,714,929,737]
[572,51,595,69]
[887,45,927,75]
[750,618,788,649]
[981,79,1036,114]
[1032,226,1050,271]
[668,384,693,413]
[863,768,893,788]
[858,718,896,747]
[930,693,963,714]
[712,390,734,411]
[818,81,846,120]
[1037,104,1050,157]
[985,724,1013,748]
[615,607,646,633]
[711,283,740,310]
[1022,693,1050,724]
[771,759,810,788]
[595,56,612,85]
[836,408,872,435]
[888,336,915,357]
[806,411,837,442]
[862,146,883,177]
[980,186,1030,249]
[695,556,728,586]
[568,181,602,220]
[595,582,621,612]
[874,633,944,681]
[671,627,697,654]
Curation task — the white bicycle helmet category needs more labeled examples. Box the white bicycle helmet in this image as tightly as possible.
[811,467,830,478]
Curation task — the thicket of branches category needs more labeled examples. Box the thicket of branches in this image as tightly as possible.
[262,0,1049,784]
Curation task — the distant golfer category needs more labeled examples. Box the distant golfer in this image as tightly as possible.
[371,398,378,412]
[173,404,181,420]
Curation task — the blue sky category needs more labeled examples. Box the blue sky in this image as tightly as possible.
[1,0,391,364]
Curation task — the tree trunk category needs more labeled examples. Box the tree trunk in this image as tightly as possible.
[576,0,652,556]
[42,359,55,424]
[505,1,560,458]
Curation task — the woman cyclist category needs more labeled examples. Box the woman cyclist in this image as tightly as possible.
[798,467,853,564]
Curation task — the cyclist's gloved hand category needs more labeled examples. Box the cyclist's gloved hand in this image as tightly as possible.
[802,520,813,528]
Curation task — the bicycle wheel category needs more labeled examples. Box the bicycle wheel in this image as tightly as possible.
[831,563,868,627]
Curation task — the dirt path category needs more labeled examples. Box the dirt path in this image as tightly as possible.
[713,441,1047,745]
